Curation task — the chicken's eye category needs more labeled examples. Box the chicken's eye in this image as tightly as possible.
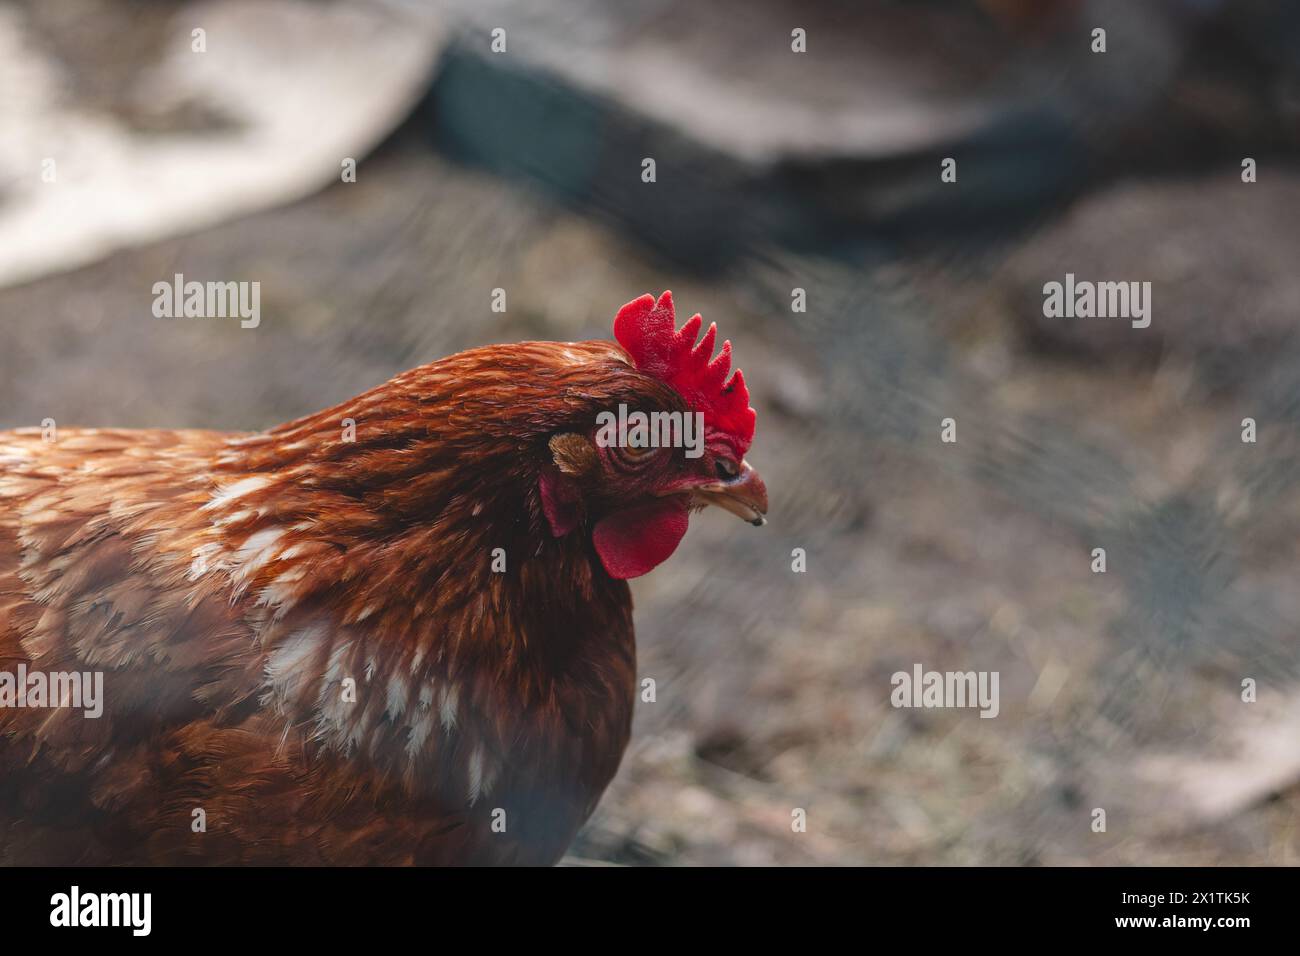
[610,441,660,472]
[714,457,739,481]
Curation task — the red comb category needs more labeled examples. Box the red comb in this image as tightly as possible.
[613,291,755,457]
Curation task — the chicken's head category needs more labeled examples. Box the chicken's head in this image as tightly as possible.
[540,291,767,580]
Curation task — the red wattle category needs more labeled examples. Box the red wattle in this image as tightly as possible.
[593,497,690,579]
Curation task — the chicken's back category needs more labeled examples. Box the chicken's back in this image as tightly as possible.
[0,427,253,861]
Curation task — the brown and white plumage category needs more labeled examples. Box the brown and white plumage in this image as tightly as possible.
[0,294,766,864]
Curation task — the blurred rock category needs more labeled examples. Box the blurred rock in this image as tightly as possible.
[0,0,443,288]
[419,0,1092,266]
[437,0,1017,165]
[1004,172,1300,385]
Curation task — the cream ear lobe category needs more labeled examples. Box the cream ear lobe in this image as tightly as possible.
[549,432,599,476]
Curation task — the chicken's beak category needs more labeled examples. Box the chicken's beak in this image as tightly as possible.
[693,460,768,527]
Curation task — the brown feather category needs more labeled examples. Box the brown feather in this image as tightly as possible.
[0,339,672,864]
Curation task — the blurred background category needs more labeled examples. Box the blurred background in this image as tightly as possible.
[2,0,1300,864]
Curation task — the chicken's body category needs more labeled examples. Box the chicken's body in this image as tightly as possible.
[0,293,764,864]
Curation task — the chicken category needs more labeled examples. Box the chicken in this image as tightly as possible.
[0,291,766,865]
